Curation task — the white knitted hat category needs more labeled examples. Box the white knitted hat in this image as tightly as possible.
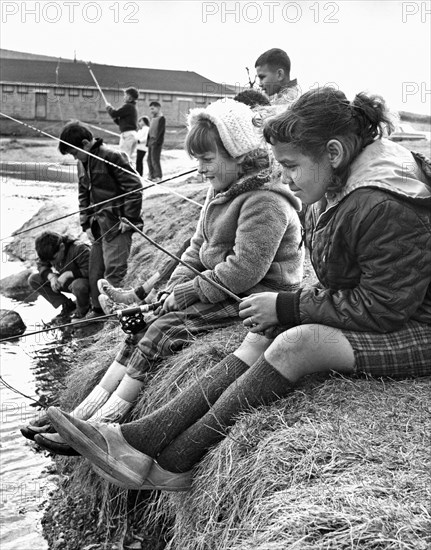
[187,98,261,158]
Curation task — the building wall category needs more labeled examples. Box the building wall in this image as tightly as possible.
[0,84,229,147]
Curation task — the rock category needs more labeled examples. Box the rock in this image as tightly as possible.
[0,309,26,338]
[0,268,34,301]
[5,198,84,263]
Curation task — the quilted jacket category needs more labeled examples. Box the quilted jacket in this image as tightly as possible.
[277,139,431,332]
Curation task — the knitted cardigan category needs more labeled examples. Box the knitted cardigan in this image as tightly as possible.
[166,165,304,308]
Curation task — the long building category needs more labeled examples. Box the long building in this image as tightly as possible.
[0,49,236,146]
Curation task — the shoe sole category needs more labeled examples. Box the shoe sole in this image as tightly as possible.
[91,463,190,491]
[20,424,54,441]
[48,408,151,486]
[35,434,81,456]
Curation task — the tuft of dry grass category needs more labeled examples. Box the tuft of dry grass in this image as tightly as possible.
[159,376,431,550]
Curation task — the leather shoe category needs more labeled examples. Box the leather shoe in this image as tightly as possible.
[47,407,153,487]
[91,461,192,491]
[35,432,81,456]
[20,413,55,441]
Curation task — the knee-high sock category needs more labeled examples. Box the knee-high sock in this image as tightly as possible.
[120,354,249,457]
[89,393,134,422]
[70,385,111,420]
[70,361,127,419]
[157,355,293,473]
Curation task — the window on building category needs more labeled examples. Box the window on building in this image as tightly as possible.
[35,92,48,120]
[177,99,194,124]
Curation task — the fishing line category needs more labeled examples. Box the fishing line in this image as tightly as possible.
[121,218,243,303]
[0,113,202,240]
[83,122,120,137]
[0,302,162,344]
[11,222,122,306]
[0,375,48,407]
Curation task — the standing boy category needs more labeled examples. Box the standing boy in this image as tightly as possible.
[106,87,139,160]
[255,48,300,106]
[28,232,91,322]
[58,121,143,320]
[146,101,166,181]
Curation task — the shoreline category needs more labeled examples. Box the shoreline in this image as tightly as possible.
[2,139,430,550]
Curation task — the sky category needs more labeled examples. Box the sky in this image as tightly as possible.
[1,0,430,115]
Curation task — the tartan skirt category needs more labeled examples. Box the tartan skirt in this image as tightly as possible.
[115,299,240,380]
[342,320,431,378]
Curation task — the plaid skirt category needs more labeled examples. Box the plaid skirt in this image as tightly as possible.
[115,299,240,380]
[342,320,431,378]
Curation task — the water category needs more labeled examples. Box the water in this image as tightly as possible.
[0,176,75,550]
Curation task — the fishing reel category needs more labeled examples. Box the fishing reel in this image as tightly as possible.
[115,303,160,335]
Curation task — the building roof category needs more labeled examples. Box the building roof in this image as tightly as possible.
[0,50,233,96]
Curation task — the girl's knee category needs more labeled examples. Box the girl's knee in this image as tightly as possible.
[265,325,353,382]
[235,332,272,365]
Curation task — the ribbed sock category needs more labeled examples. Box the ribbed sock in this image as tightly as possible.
[71,385,111,420]
[90,394,134,422]
[120,354,249,457]
[157,355,293,473]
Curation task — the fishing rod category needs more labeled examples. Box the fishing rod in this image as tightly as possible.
[0,302,162,344]
[84,122,120,137]
[0,164,199,244]
[86,62,109,106]
[121,218,242,303]
[0,113,201,234]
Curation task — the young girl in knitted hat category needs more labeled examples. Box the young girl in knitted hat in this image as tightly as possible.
[28,98,304,455]
[46,87,430,492]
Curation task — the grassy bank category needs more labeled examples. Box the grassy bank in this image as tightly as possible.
[4,140,430,550]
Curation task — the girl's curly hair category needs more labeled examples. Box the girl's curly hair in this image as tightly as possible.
[263,87,395,190]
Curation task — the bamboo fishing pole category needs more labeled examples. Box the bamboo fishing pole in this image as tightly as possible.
[86,62,109,106]
[120,218,243,303]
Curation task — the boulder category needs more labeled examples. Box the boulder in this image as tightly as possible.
[0,268,35,301]
[0,309,26,339]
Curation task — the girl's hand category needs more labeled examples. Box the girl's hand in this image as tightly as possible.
[162,293,178,313]
[239,292,279,333]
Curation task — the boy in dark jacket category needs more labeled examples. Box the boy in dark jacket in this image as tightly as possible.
[147,101,166,181]
[58,121,143,319]
[105,87,139,160]
[28,232,91,322]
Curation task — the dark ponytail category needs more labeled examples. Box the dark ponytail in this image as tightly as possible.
[264,87,395,189]
[350,92,394,147]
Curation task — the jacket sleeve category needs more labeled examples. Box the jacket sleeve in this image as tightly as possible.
[78,161,92,231]
[69,243,90,279]
[37,259,53,280]
[165,211,206,295]
[174,192,293,308]
[277,198,431,332]
[106,104,129,119]
[107,152,143,225]
[156,116,166,146]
